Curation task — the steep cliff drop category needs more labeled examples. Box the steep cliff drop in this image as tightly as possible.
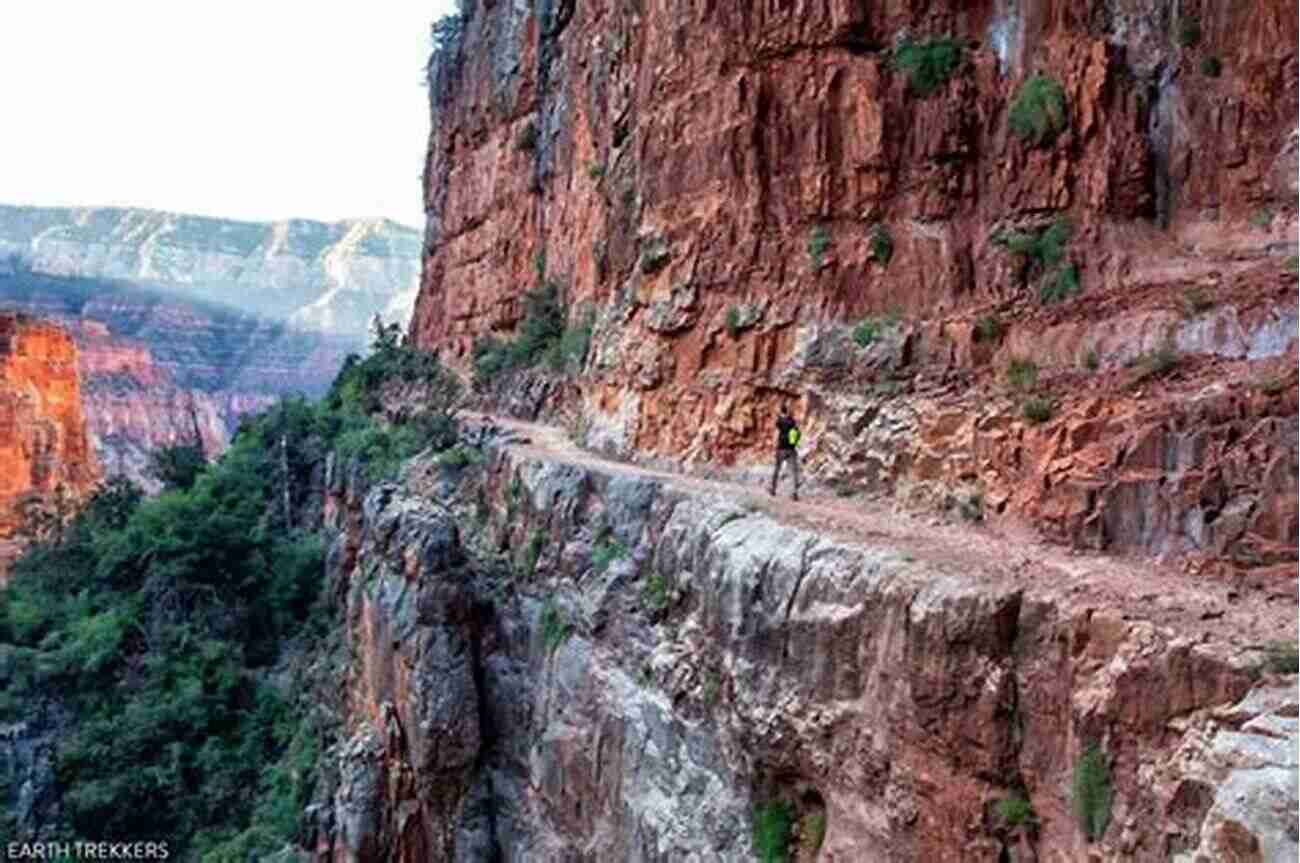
[409,0,1298,574]
[0,314,98,579]
[309,417,1297,862]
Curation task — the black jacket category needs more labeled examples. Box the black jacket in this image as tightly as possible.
[776,416,797,450]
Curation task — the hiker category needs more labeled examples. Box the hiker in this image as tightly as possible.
[770,402,801,501]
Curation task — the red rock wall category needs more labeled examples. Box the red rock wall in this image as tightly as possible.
[0,315,99,574]
[410,0,1298,563]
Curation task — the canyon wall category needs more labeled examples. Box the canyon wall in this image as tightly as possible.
[0,314,98,574]
[409,0,1298,569]
[307,431,1298,862]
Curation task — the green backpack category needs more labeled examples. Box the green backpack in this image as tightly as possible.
[787,427,801,447]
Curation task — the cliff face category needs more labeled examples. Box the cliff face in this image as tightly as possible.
[0,205,421,336]
[0,314,98,573]
[409,0,1298,569]
[309,428,1298,862]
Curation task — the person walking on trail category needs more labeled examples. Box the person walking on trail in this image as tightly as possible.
[770,403,801,501]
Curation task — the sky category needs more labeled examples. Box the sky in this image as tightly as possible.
[0,1,460,229]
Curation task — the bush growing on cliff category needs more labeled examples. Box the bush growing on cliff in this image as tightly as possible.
[1072,743,1112,842]
[472,283,595,386]
[996,795,1035,827]
[1008,74,1068,145]
[995,218,1079,302]
[1005,357,1039,391]
[1200,56,1222,77]
[753,800,793,863]
[893,37,964,97]
[807,225,831,270]
[868,224,894,265]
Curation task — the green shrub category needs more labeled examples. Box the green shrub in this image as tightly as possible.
[1200,56,1222,77]
[726,305,742,339]
[1129,343,1179,387]
[1022,397,1054,424]
[1178,17,1201,47]
[974,315,1002,343]
[1249,208,1273,231]
[853,318,882,348]
[894,38,964,96]
[540,600,572,655]
[1040,262,1080,304]
[587,161,605,180]
[523,529,545,578]
[1084,349,1100,371]
[1072,743,1112,842]
[1263,640,1299,674]
[996,795,1034,827]
[471,283,578,388]
[808,225,831,270]
[436,444,481,469]
[644,572,670,611]
[1006,357,1039,391]
[996,218,1071,271]
[753,800,793,863]
[533,249,547,279]
[869,225,894,264]
[1009,74,1068,145]
[591,534,628,573]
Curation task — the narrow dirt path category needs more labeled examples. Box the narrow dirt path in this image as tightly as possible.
[464,412,1296,649]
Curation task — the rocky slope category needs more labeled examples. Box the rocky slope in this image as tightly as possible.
[0,204,421,335]
[0,314,98,576]
[306,422,1298,861]
[409,0,1298,572]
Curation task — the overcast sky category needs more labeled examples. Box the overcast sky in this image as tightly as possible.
[0,1,459,228]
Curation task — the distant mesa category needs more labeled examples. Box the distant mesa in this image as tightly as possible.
[0,203,425,489]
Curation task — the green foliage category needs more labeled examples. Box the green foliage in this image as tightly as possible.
[1040,263,1080,304]
[1006,357,1039,391]
[996,219,1078,301]
[1177,17,1201,47]
[974,315,1002,344]
[533,249,547,280]
[1084,349,1100,372]
[893,37,964,96]
[472,283,589,387]
[147,442,208,491]
[591,534,628,573]
[868,224,894,265]
[1263,640,1299,674]
[644,572,670,611]
[996,795,1034,827]
[1072,743,1113,842]
[587,161,606,180]
[1023,397,1054,424]
[1200,56,1222,77]
[523,529,545,578]
[853,318,883,348]
[808,225,831,270]
[1009,74,1068,145]
[726,305,742,339]
[1129,343,1179,388]
[753,800,793,863]
[540,600,572,655]
[436,443,482,469]
[1249,208,1273,230]
[997,218,1071,271]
